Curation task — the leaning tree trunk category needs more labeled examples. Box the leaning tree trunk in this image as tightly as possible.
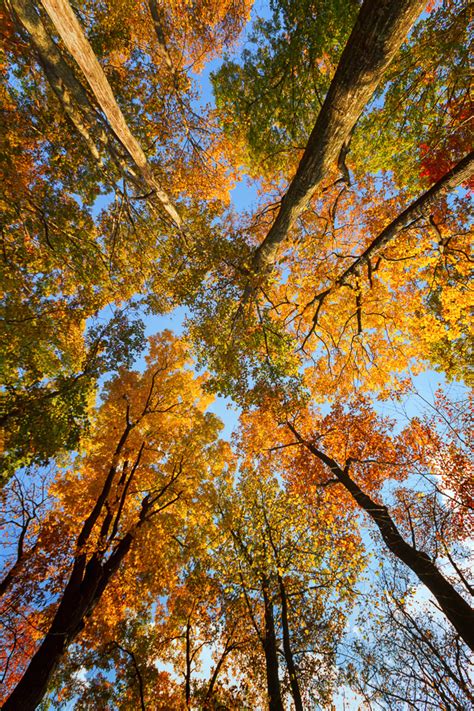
[3,533,134,710]
[250,0,427,278]
[38,0,182,228]
[3,421,162,709]
[304,151,474,330]
[8,0,119,169]
[287,424,474,652]
[319,151,474,299]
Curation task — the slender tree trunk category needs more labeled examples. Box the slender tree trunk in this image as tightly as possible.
[111,643,146,711]
[262,583,284,711]
[0,556,28,598]
[185,619,192,707]
[204,641,236,707]
[147,0,173,70]
[334,151,474,288]
[305,151,474,328]
[251,0,427,277]
[278,575,303,711]
[38,0,182,228]
[288,424,474,651]
[204,655,225,707]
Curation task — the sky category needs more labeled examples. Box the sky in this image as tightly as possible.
[5,0,471,707]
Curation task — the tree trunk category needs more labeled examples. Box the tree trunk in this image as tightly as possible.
[38,0,182,228]
[334,150,474,288]
[262,583,284,711]
[306,151,474,326]
[278,574,303,711]
[288,424,474,652]
[204,640,236,706]
[251,0,427,277]
[185,619,192,707]
[4,421,151,710]
[3,535,133,710]
[8,0,114,167]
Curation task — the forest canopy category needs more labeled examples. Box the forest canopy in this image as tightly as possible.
[0,0,473,708]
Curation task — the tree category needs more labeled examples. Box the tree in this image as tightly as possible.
[1,333,226,709]
[1,0,473,708]
[0,470,51,598]
[282,397,474,649]
[211,468,365,709]
[346,563,474,709]
[1,310,145,482]
[1,0,248,483]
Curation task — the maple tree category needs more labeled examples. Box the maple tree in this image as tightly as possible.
[1,0,473,708]
[1,333,226,708]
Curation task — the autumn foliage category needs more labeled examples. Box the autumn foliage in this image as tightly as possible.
[1,0,473,708]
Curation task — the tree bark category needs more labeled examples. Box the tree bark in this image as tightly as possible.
[38,0,182,228]
[262,582,284,711]
[147,0,173,70]
[278,574,303,711]
[8,0,114,167]
[332,151,474,290]
[287,423,474,651]
[185,619,192,707]
[3,533,134,710]
[111,643,147,711]
[251,0,427,277]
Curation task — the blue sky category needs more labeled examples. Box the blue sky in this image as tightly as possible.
[11,1,469,704]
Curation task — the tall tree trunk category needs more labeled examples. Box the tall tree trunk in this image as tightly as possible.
[262,582,284,711]
[278,575,303,711]
[8,0,108,165]
[250,0,427,277]
[147,0,173,70]
[185,619,192,707]
[3,534,134,710]
[4,420,160,710]
[38,0,182,228]
[287,424,474,651]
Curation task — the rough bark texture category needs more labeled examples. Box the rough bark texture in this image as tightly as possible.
[8,0,109,164]
[251,0,427,276]
[39,0,182,227]
[287,424,474,652]
[262,583,284,711]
